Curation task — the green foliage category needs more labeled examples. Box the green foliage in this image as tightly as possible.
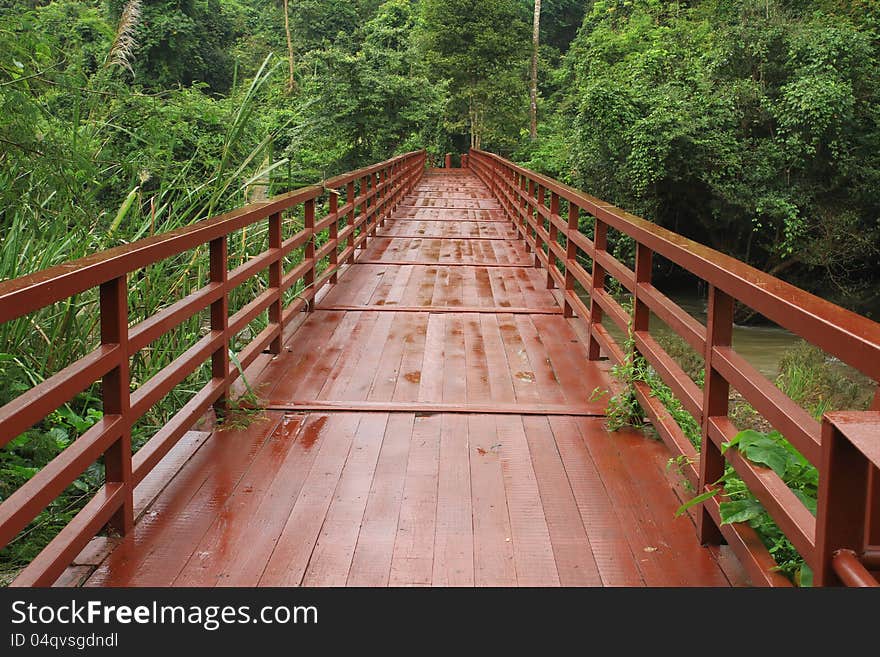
[417,0,530,152]
[533,0,880,314]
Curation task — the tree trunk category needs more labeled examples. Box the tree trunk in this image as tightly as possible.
[529,0,541,140]
[283,0,295,93]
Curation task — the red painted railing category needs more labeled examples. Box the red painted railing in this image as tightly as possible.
[0,150,426,586]
[469,149,880,586]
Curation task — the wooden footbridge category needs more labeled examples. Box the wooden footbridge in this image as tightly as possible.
[1,150,879,587]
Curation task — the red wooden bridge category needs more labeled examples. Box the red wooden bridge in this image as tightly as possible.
[1,150,879,587]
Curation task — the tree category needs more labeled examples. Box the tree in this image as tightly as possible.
[289,0,444,172]
[418,0,529,152]
[282,0,294,92]
[529,0,540,140]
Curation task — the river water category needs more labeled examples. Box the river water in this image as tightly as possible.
[597,287,802,379]
[664,290,801,378]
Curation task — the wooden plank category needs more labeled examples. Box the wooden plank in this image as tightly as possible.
[255,310,347,401]
[266,401,602,418]
[607,420,731,586]
[530,314,606,406]
[316,304,562,314]
[418,314,446,402]
[347,413,415,586]
[463,314,491,403]
[511,315,567,404]
[469,414,517,586]
[85,414,284,586]
[259,413,361,585]
[389,414,441,586]
[546,416,644,586]
[338,312,396,401]
[432,414,475,586]
[303,413,388,585]
[213,414,326,586]
[496,415,560,585]
[480,314,517,403]
[316,311,381,400]
[392,312,429,402]
[443,315,468,404]
[521,416,602,585]
[173,414,308,586]
[495,314,540,404]
[571,417,689,586]
[271,310,364,400]
[367,311,410,402]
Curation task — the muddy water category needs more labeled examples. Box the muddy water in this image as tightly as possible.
[598,288,802,378]
[664,291,802,378]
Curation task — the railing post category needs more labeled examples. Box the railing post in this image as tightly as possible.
[698,285,733,544]
[268,212,283,354]
[346,181,356,265]
[534,184,544,268]
[867,391,880,547]
[547,192,560,289]
[329,192,339,284]
[304,198,315,311]
[521,177,531,251]
[563,203,579,318]
[587,220,607,360]
[100,275,133,536]
[633,243,652,333]
[379,168,388,227]
[445,153,452,169]
[209,236,230,409]
[523,176,535,253]
[815,417,871,585]
[360,176,369,245]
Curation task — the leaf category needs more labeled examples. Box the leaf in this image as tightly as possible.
[722,428,762,454]
[798,564,814,588]
[742,443,789,478]
[792,489,817,515]
[108,186,140,237]
[72,479,91,493]
[674,488,720,517]
[719,498,765,525]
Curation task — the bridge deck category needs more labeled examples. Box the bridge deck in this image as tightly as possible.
[80,170,742,587]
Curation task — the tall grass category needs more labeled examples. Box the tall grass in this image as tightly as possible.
[0,52,294,580]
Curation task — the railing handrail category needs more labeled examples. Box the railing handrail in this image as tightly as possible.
[471,149,880,382]
[0,148,426,586]
[469,148,880,587]
[0,150,426,324]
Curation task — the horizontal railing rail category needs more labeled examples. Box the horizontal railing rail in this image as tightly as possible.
[0,149,426,587]
[470,148,880,587]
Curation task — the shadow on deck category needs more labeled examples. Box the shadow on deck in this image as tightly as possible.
[73,170,745,587]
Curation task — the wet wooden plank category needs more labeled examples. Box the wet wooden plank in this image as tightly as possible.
[468,414,517,586]
[496,415,559,586]
[85,414,284,586]
[480,314,517,403]
[443,315,468,403]
[303,413,388,586]
[173,414,307,586]
[389,414,441,586]
[571,417,683,586]
[432,414,474,586]
[259,413,362,586]
[547,416,644,586]
[347,413,414,586]
[463,314,491,403]
[522,416,602,585]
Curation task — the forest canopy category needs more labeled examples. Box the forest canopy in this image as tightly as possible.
[2,0,879,587]
[0,0,878,310]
